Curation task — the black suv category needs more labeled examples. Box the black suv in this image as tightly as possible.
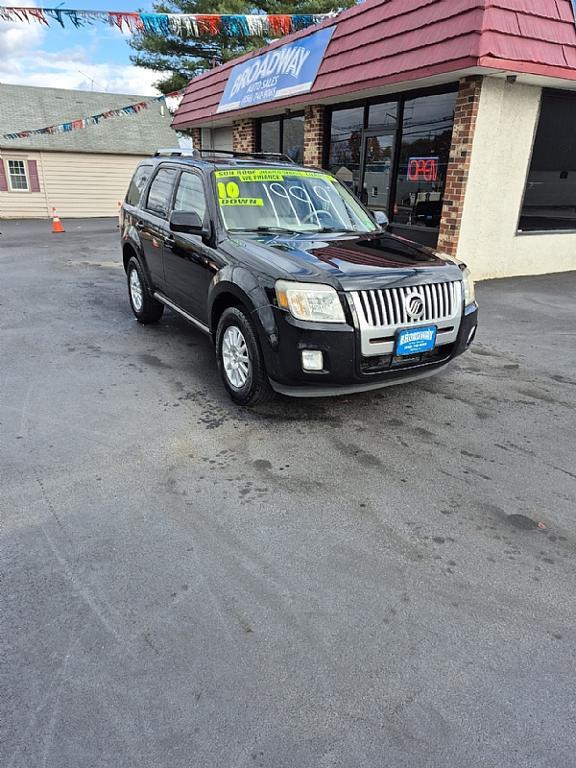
[121,149,478,405]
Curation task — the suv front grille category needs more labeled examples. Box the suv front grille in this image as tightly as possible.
[351,281,461,328]
[349,281,463,358]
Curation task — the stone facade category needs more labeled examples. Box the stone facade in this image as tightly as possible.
[437,76,483,256]
[232,119,257,153]
[303,105,326,167]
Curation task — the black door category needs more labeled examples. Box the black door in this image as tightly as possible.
[358,130,395,217]
[140,167,178,290]
[163,170,222,324]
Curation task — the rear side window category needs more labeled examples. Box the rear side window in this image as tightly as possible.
[125,164,152,206]
[174,172,207,220]
[146,168,178,218]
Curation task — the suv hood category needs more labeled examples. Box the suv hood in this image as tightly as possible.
[225,231,463,291]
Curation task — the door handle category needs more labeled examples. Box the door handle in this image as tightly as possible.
[135,221,144,230]
[164,235,175,247]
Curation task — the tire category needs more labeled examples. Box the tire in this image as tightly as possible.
[215,306,274,406]
[127,256,164,324]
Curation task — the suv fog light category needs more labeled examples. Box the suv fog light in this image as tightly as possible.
[301,350,324,371]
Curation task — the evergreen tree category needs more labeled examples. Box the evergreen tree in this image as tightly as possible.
[129,1,352,94]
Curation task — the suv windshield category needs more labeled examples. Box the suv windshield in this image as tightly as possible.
[213,167,378,235]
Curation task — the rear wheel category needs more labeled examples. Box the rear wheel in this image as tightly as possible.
[216,306,274,406]
[127,256,164,324]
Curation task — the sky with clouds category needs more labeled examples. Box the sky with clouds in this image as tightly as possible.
[0,1,163,95]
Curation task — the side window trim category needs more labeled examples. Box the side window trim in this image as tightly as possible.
[145,165,178,219]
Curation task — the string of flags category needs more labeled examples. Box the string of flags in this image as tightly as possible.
[0,7,332,37]
[2,90,184,141]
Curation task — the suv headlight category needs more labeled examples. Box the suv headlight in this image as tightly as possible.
[275,280,345,323]
[462,266,475,306]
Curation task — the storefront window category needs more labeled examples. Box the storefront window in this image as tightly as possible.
[393,91,456,231]
[282,115,304,163]
[258,115,304,163]
[260,119,280,154]
[367,102,397,131]
[327,106,364,194]
[519,90,576,232]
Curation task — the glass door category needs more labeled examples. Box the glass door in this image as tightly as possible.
[359,131,395,215]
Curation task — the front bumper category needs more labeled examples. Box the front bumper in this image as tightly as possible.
[260,303,479,398]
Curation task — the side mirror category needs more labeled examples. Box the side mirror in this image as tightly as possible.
[169,210,207,235]
[373,210,389,229]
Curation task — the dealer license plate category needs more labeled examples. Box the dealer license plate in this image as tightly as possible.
[395,325,437,356]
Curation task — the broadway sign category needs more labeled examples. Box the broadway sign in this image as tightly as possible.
[217,26,334,113]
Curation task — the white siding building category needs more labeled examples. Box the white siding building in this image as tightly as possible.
[0,84,178,219]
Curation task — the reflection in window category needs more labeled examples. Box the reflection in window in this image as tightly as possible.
[174,172,206,218]
[260,120,280,154]
[146,168,177,217]
[519,90,576,232]
[258,115,304,163]
[327,107,364,196]
[394,91,456,230]
[367,102,397,131]
[126,164,152,206]
[282,115,304,163]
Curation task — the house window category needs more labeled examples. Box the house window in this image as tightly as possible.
[257,114,304,163]
[8,160,29,191]
[519,90,576,233]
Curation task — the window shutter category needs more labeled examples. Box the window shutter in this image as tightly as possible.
[27,159,40,192]
[0,160,7,192]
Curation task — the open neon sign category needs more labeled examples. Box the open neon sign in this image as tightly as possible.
[407,156,439,182]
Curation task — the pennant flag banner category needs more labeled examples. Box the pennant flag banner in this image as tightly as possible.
[2,90,184,140]
[0,7,332,37]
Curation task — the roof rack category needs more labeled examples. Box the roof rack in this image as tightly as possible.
[154,147,199,157]
[154,148,296,164]
[196,149,296,164]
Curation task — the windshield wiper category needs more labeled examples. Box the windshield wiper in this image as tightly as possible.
[311,226,358,234]
[228,226,296,234]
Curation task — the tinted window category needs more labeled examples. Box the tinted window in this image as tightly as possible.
[174,172,207,219]
[282,115,304,163]
[125,164,152,206]
[327,107,365,195]
[519,90,576,232]
[146,168,177,217]
[368,101,398,131]
[260,120,280,154]
[393,91,456,231]
[259,116,304,163]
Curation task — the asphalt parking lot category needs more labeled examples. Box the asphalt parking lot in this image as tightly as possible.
[2,218,576,768]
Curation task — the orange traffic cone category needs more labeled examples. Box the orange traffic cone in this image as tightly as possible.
[51,208,65,234]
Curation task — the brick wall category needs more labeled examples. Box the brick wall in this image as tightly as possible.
[233,118,256,153]
[303,105,325,168]
[437,77,483,256]
[190,127,202,151]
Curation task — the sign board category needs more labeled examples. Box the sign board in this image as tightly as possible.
[407,156,439,182]
[217,26,334,114]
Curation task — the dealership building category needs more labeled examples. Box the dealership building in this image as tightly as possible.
[172,0,576,280]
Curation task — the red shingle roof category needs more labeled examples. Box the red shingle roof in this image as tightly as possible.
[172,0,576,129]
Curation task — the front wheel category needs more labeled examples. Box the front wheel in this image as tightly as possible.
[127,256,164,324]
[215,307,274,406]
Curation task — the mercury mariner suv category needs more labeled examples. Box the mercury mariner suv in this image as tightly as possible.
[120,149,478,405]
